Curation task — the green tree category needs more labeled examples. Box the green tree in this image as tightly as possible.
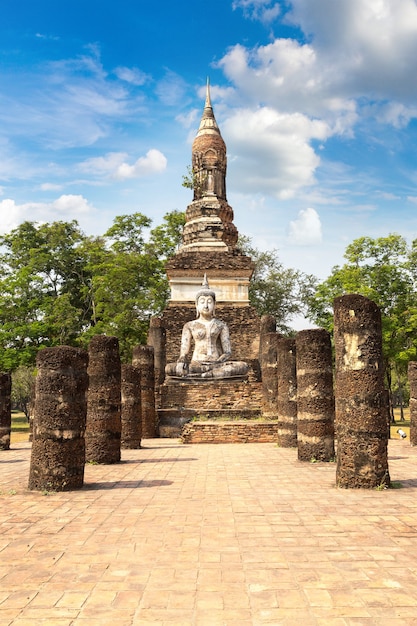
[85,211,185,360]
[11,365,36,419]
[0,211,185,369]
[307,234,417,419]
[0,220,92,370]
[238,235,318,333]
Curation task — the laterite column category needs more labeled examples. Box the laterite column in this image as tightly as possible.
[132,345,157,438]
[28,346,88,491]
[148,317,166,386]
[276,337,297,448]
[408,361,417,446]
[261,332,278,417]
[0,373,12,450]
[121,364,142,449]
[296,329,335,461]
[86,335,122,464]
[334,294,390,488]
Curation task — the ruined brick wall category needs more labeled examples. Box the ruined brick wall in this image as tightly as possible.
[180,421,278,443]
[165,249,254,276]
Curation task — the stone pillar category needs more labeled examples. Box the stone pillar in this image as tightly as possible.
[408,361,417,446]
[86,335,122,464]
[148,317,166,386]
[296,329,335,462]
[259,315,276,357]
[0,373,12,450]
[261,332,278,417]
[121,364,142,449]
[28,346,88,491]
[132,345,157,438]
[276,337,297,448]
[334,294,390,488]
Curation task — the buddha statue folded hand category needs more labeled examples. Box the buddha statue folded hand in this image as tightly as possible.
[165,277,248,380]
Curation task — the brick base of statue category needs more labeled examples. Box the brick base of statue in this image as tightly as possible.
[159,379,263,437]
[28,346,88,491]
[181,420,278,443]
[0,373,11,450]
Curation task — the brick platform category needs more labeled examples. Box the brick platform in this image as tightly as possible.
[180,420,278,443]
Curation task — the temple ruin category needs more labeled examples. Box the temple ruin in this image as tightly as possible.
[152,81,267,438]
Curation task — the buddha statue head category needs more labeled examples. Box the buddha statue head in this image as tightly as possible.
[195,275,216,318]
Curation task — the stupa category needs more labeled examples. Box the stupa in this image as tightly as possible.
[149,81,268,437]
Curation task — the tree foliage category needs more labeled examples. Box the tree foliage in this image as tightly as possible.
[238,235,318,334]
[0,211,185,369]
[11,365,36,419]
[307,234,417,416]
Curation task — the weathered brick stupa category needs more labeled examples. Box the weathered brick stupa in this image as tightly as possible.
[151,81,265,436]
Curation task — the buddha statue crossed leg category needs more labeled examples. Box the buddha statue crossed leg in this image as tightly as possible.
[165,276,248,380]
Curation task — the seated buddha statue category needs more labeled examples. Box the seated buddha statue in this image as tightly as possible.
[165,276,249,380]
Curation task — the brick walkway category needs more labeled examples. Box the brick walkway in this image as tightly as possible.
[1,439,417,625]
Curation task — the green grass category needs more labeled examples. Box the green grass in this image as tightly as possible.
[391,407,410,439]
[11,411,30,444]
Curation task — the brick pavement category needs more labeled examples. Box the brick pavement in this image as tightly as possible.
[1,438,417,625]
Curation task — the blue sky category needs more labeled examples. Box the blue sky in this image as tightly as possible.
[2,0,417,283]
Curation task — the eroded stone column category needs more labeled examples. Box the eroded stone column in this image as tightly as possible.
[148,317,166,386]
[334,294,390,488]
[261,332,278,417]
[121,364,142,449]
[277,337,297,448]
[0,373,12,450]
[86,335,121,464]
[296,329,335,462]
[132,345,157,438]
[28,346,88,491]
[408,361,417,446]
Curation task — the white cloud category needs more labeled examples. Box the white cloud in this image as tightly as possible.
[216,0,417,204]
[0,49,140,150]
[114,66,150,86]
[223,107,330,198]
[40,182,63,191]
[0,195,95,235]
[79,149,167,180]
[79,152,128,176]
[232,0,281,24]
[287,0,417,101]
[288,207,322,245]
[155,71,189,106]
[113,149,167,180]
[219,0,417,122]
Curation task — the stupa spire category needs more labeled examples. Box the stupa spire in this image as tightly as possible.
[178,80,238,252]
[196,78,221,137]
